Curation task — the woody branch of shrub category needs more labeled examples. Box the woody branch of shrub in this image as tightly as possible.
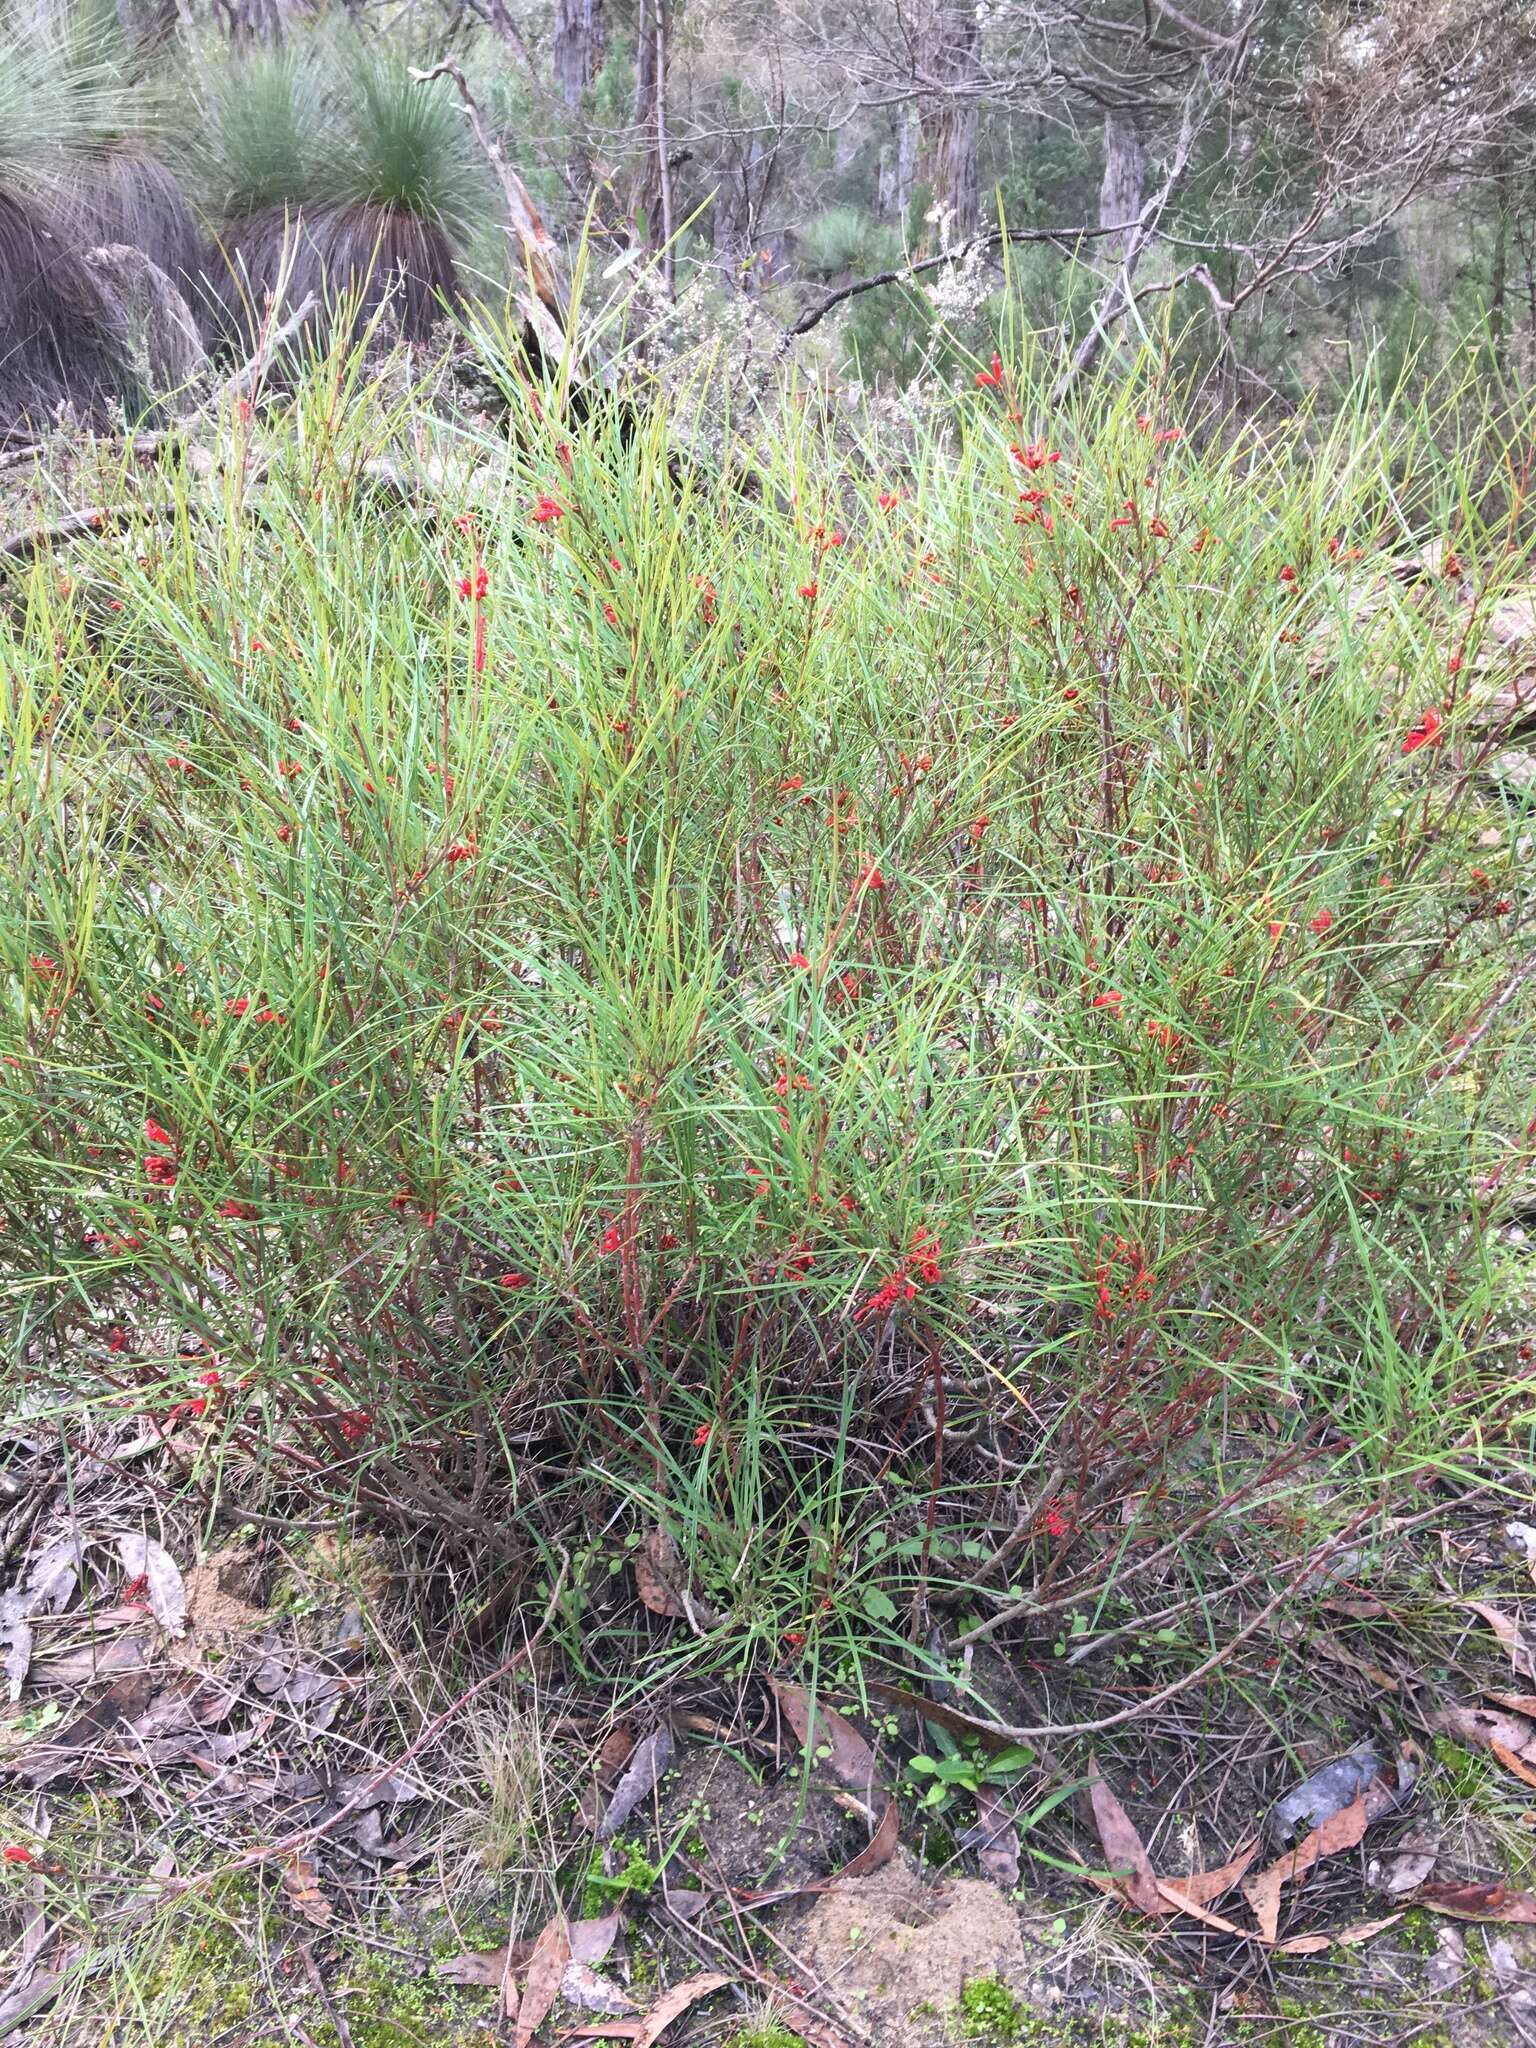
[0,334,1531,1663]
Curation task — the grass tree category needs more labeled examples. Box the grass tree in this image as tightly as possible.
[0,0,145,433]
[191,30,501,350]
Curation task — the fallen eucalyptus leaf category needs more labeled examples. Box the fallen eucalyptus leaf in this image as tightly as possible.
[596,1726,675,1842]
[113,1534,187,1640]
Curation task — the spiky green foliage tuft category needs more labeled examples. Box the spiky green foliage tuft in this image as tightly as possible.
[342,52,497,244]
[0,0,137,195]
[184,41,328,222]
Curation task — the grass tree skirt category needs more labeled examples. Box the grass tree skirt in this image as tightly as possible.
[213,201,464,352]
[0,191,141,435]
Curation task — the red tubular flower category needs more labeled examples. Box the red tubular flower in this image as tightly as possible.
[877,490,902,511]
[2,1846,35,1865]
[1402,707,1443,754]
[457,567,489,600]
[857,864,884,892]
[144,1154,177,1186]
[498,1271,528,1289]
[1309,908,1334,935]
[531,495,564,525]
[145,1118,175,1148]
[1091,990,1122,1013]
[692,1422,712,1447]
[798,581,818,601]
[975,351,1004,388]
[787,951,810,969]
[599,1224,622,1253]
[1010,440,1060,471]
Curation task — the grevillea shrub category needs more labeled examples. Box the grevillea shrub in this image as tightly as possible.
[0,338,1532,1575]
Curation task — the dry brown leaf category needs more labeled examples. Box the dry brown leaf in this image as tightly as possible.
[560,1960,635,2016]
[766,1678,878,1795]
[514,1911,571,2038]
[1241,1793,1371,1944]
[280,1853,331,1928]
[437,1945,525,1987]
[27,1633,152,1688]
[1151,1879,1248,1937]
[0,1537,82,1700]
[1168,1835,1260,1908]
[595,1725,636,1783]
[632,1532,718,1627]
[960,1783,1020,1888]
[596,1726,675,1842]
[1412,1881,1536,1925]
[568,1910,622,1967]
[1462,1601,1536,1681]
[1434,1703,1536,1764]
[1493,1740,1536,1791]
[1371,1831,1439,1898]
[634,1971,732,2046]
[114,1534,187,1640]
[840,1793,899,1880]
[743,1679,898,1897]
[1087,1767,1163,1916]
[1486,1693,1536,1722]
[1276,1913,1401,1956]
[633,1533,690,1620]
[18,1671,156,1785]
[863,1678,1025,1757]
[578,1726,637,1829]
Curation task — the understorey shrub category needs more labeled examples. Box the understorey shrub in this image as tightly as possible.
[0,331,1531,1635]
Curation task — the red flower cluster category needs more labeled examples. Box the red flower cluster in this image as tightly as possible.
[1093,1236,1154,1321]
[531,495,565,524]
[1402,707,1443,754]
[1010,441,1060,471]
[975,351,1004,388]
[853,1227,943,1323]
[1037,1499,1073,1539]
[457,567,489,601]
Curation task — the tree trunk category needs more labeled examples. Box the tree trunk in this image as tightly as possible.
[916,0,980,248]
[631,0,661,247]
[553,0,604,107]
[1098,111,1146,260]
[712,148,751,273]
[1488,141,1512,377]
[880,107,918,229]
